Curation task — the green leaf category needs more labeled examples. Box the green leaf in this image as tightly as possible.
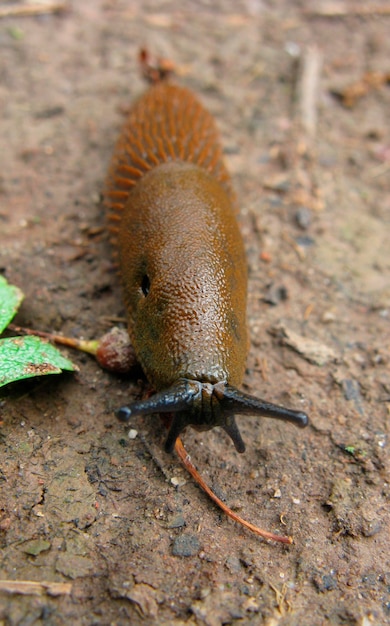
[0,275,24,334]
[0,336,77,388]
[20,539,51,556]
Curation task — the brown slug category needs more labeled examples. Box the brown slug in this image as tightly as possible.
[105,81,308,454]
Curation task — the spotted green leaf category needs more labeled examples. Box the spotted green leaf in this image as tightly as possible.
[0,275,24,334]
[0,335,77,388]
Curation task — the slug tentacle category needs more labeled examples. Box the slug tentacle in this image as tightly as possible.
[117,379,308,454]
[116,379,199,423]
[215,385,309,428]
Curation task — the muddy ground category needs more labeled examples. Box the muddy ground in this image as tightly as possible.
[0,1,389,625]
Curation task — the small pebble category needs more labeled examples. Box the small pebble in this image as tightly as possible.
[295,235,315,248]
[321,574,338,591]
[167,514,186,529]
[172,534,200,557]
[262,283,288,306]
[361,519,382,537]
[342,378,364,415]
[295,207,311,229]
[225,555,242,573]
[313,571,338,592]
[322,310,336,323]
[171,476,187,487]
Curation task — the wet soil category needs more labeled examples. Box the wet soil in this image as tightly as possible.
[0,2,389,625]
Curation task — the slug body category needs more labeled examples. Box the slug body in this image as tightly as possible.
[106,82,308,452]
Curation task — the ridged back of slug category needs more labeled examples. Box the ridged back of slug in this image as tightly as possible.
[105,82,235,228]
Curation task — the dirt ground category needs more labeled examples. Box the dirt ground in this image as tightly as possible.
[0,1,389,624]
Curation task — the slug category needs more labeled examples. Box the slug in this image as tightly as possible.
[105,81,308,454]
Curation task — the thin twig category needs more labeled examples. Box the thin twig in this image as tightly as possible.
[299,45,323,137]
[305,3,390,17]
[0,580,72,596]
[0,2,68,19]
[174,438,293,544]
[7,324,98,355]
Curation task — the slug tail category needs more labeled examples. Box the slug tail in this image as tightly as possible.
[104,82,236,233]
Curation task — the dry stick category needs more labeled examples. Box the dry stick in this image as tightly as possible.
[0,2,68,18]
[305,3,390,17]
[174,437,293,544]
[299,45,323,138]
[0,580,72,596]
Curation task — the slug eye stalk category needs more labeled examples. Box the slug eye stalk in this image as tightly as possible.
[116,378,309,453]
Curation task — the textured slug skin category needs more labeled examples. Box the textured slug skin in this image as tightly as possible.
[105,82,248,391]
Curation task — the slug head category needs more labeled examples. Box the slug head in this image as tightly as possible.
[116,379,309,453]
[117,162,248,392]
